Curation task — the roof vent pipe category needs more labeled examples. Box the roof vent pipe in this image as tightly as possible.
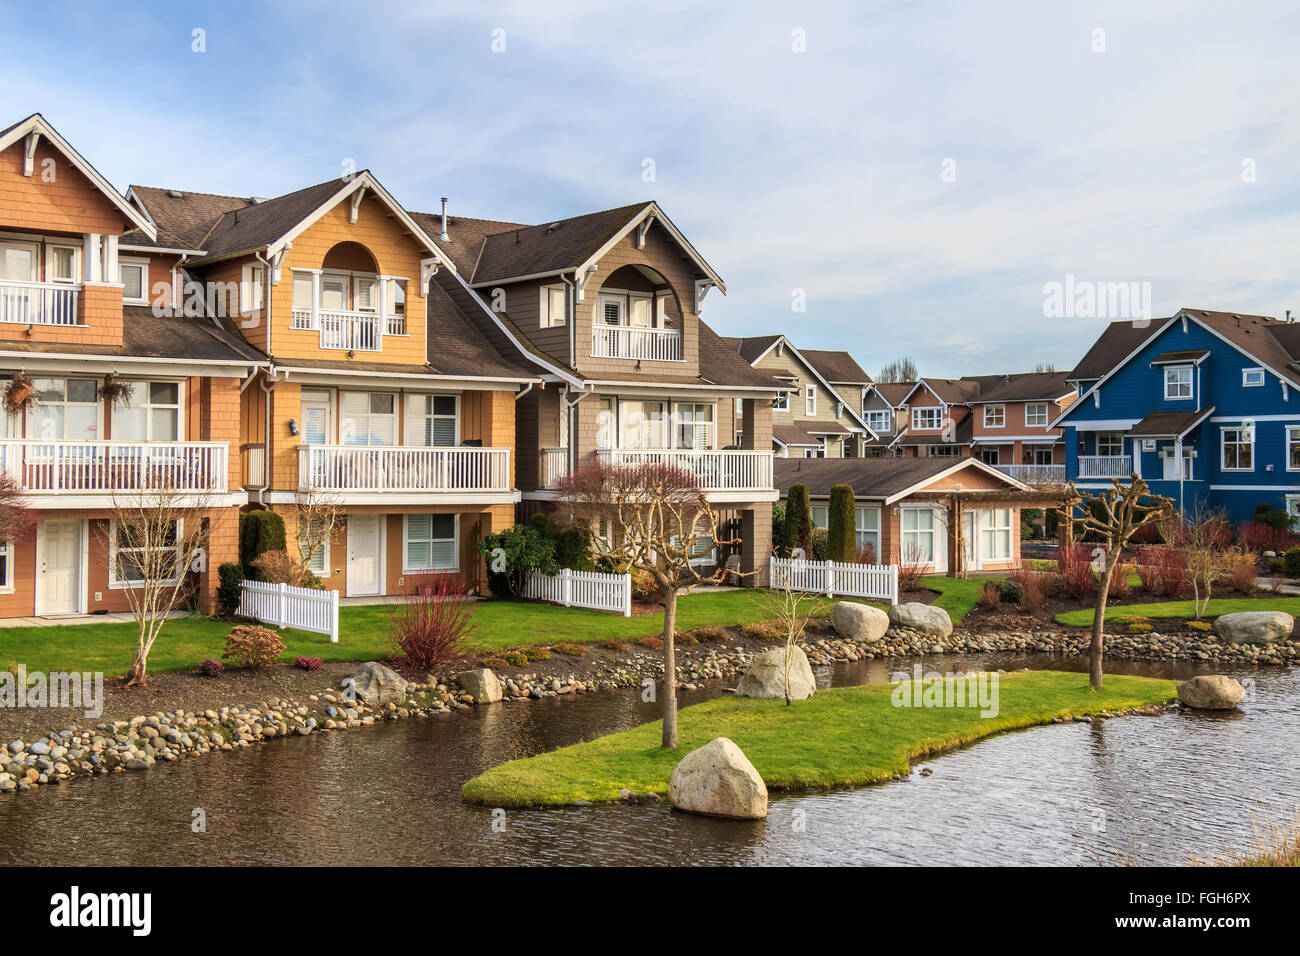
[440,197,449,241]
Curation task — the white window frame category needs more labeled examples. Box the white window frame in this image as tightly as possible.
[240,264,264,315]
[864,409,891,433]
[1287,425,1300,472]
[406,393,459,447]
[855,505,880,560]
[927,444,959,458]
[27,377,100,440]
[540,284,566,328]
[900,506,937,563]
[979,508,1013,562]
[810,505,828,530]
[299,518,331,578]
[1242,367,1265,387]
[110,379,183,442]
[47,243,80,284]
[804,384,817,416]
[912,406,942,430]
[1285,495,1300,531]
[118,256,150,306]
[984,404,1005,428]
[673,402,715,450]
[1025,402,1049,427]
[0,538,13,592]
[774,391,790,412]
[1164,365,1193,400]
[339,391,398,446]
[597,293,625,327]
[1096,432,1124,457]
[1221,426,1254,472]
[402,513,459,573]
[108,517,183,590]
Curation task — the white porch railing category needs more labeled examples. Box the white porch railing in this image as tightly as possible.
[0,280,80,326]
[298,444,511,493]
[1078,455,1133,478]
[291,308,402,351]
[992,463,1066,484]
[0,440,228,494]
[239,579,339,643]
[590,324,682,361]
[596,448,774,492]
[541,447,568,488]
[770,557,899,605]
[522,568,631,616]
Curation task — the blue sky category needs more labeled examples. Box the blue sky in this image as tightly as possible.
[5,0,1300,378]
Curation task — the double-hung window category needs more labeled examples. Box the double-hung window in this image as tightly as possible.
[405,514,457,572]
[0,539,11,592]
[298,518,331,576]
[111,381,180,441]
[1287,426,1300,471]
[984,404,1005,427]
[980,508,1013,561]
[1025,402,1048,426]
[674,403,714,450]
[112,519,182,587]
[48,245,79,284]
[340,392,396,446]
[901,508,936,562]
[855,506,880,562]
[119,258,149,305]
[540,285,566,327]
[406,394,457,446]
[804,385,817,416]
[240,264,264,314]
[1222,427,1253,471]
[912,407,942,430]
[1164,366,1193,400]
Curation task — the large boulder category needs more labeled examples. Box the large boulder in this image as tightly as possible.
[1212,611,1294,645]
[344,661,409,706]
[458,668,503,704]
[668,737,767,820]
[734,646,816,700]
[831,601,890,643]
[888,602,953,638]
[1177,675,1245,710]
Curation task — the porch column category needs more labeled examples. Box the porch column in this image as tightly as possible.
[741,395,772,451]
[310,270,321,327]
[740,503,773,587]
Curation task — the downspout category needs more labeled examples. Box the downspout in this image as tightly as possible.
[254,249,273,357]
[257,367,288,507]
[514,382,534,402]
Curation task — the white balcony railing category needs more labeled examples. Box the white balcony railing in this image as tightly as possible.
[299,445,511,493]
[992,463,1066,484]
[291,308,404,352]
[0,280,80,327]
[1078,455,1133,478]
[596,448,774,492]
[590,325,682,362]
[0,440,228,494]
[541,447,568,488]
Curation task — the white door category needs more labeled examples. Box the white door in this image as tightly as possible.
[962,510,980,572]
[346,515,382,596]
[37,519,81,615]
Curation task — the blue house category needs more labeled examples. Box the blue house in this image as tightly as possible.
[1055,308,1300,524]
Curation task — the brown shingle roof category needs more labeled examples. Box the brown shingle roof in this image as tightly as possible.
[411,211,529,276]
[869,382,915,407]
[468,202,651,284]
[1128,407,1215,439]
[775,456,1012,499]
[1068,317,1176,382]
[969,371,1074,403]
[198,177,348,260]
[1,307,263,364]
[127,185,253,250]
[799,348,871,385]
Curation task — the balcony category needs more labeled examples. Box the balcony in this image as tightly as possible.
[992,464,1066,484]
[591,325,682,362]
[0,440,228,496]
[0,280,80,327]
[1078,455,1133,478]
[298,445,511,494]
[291,308,405,352]
[596,448,774,494]
[541,447,569,488]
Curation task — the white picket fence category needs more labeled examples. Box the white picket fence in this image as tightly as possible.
[769,557,899,605]
[239,579,340,643]
[522,568,632,616]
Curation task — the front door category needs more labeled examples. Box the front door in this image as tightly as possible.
[346,515,382,596]
[962,510,980,572]
[37,519,81,615]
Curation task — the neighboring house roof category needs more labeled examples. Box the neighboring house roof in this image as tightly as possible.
[1150,349,1210,366]
[461,202,648,285]
[1128,407,1215,440]
[410,211,527,275]
[1,307,264,365]
[774,456,1026,502]
[793,348,871,385]
[894,415,974,446]
[866,381,916,408]
[968,371,1074,403]
[125,185,252,250]
[1068,317,1176,382]
[772,424,828,447]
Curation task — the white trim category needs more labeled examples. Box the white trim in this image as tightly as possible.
[117,256,150,305]
[1068,419,1142,431]
[1286,424,1300,473]
[575,202,726,294]
[0,538,12,593]
[1025,402,1050,427]
[263,490,520,506]
[1243,367,1266,387]
[1220,424,1255,473]
[1210,485,1300,492]
[983,404,1006,428]
[402,512,460,575]
[970,434,1063,443]
[107,517,183,591]
[1163,365,1194,401]
[882,457,1029,505]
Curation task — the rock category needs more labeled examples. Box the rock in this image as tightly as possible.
[734,646,816,701]
[1213,612,1294,645]
[1177,675,1245,710]
[888,602,953,638]
[458,668,503,704]
[344,662,410,706]
[668,737,767,820]
[831,602,890,643]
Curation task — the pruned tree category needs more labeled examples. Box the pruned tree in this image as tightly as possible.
[1071,477,1175,689]
[826,483,857,562]
[557,461,741,748]
[759,582,821,705]
[878,357,919,383]
[292,483,343,579]
[785,483,812,558]
[108,479,219,687]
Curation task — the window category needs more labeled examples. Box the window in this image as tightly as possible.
[980,508,1013,561]
[901,507,936,563]
[1096,432,1123,457]
[540,285,566,328]
[865,409,892,433]
[240,264,264,314]
[0,539,12,592]
[927,445,958,458]
[292,273,315,327]
[1288,426,1300,471]
[1026,402,1049,426]
[111,381,180,441]
[0,241,37,282]
[805,384,816,416]
[619,400,666,449]
[629,293,653,328]
[981,447,1000,465]
[984,404,1005,427]
[855,506,880,562]
[298,518,331,577]
[28,378,98,440]
[406,394,457,447]
[1286,496,1300,531]
[774,391,790,412]
[1243,367,1265,387]
[674,403,714,450]
[119,258,148,305]
[339,392,396,446]
[598,294,624,326]
[810,505,828,530]
[48,245,79,283]
[1164,366,1193,400]
[1222,427,1253,471]
[405,514,457,571]
[389,279,406,317]
[912,407,942,430]
[111,519,181,587]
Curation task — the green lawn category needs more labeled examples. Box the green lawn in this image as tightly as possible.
[920,575,1005,624]
[0,589,831,677]
[1055,595,1300,628]
[461,670,1177,807]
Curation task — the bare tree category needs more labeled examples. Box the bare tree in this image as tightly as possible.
[292,483,343,576]
[1071,477,1175,689]
[1034,362,1057,374]
[877,357,919,383]
[0,472,33,543]
[759,582,820,705]
[557,461,741,748]
[1181,509,1234,619]
[107,479,219,687]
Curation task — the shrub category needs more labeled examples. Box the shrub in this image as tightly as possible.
[479,656,510,669]
[1285,548,1300,579]
[388,574,475,673]
[1126,620,1154,634]
[1009,568,1051,611]
[1056,544,1098,600]
[810,528,829,562]
[998,579,1023,603]
[742,620,784,641]
[1236,521,1296,554]
[552,642,587,656]
[521,647,551,662]
[295,655,322,671]
[1107,562,1134,599]
[217,562,244,616]
[785,484,812,558]
[195,658,225,677]
[222,625,285,668]
[677,632,699,645]
[528,512,595,572]
[499,651,528,667]
[856,543,877,565]
[637,636,664,650]
[477,522,557,597]
[1136,546,1190,598]
[251,549,321,589]
[630,569,658,604]
[826,484,857,563]
[693,625,727,642]
[598,640,626,651]
[1188,620,1212,632]
[898,539,929,592]
[978,581,1001,609]
[1255,503,1293,532]
[771,502,790,558]
[1226,550,1260,593]
[239,510,286,577]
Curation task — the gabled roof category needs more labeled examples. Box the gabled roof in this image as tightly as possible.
[0,113,156,239]
[774,455,1027,502]
[866,381,916,409]
[1128,407,1215,439]
[798,348,872,385]
[968,371,1074,403]
[411,211,527,275]
[725,334,783,365]
[1068,317,1176,382]
[125,185,253,250]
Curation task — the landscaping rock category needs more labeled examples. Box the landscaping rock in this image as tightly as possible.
[667,737,768,820]
[1177,675,1245,710]
[831,601,890,643]
[1213,611,1294,645]
[888,602,953,638]
[734,646,816,701]
[458,668,503,704]
[344,662,410,706]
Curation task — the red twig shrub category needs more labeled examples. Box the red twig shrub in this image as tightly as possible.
[388,574,475,673]
[1227,552,1260,593]
[856,543,877,565]
[1236,521,1298,554]
[978,581,1001,609]
[1056,544,1098,600]
[1107,562,1134,599]
[222,625,285,668]
[897,540,929,591]
[1135,545,1190,598]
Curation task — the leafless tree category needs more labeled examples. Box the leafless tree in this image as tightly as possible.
[1181,509,1238,618]
[0,472,33,543]
[878,357,919,383]
[292,483,343,575]
[557,461,741,748]
[759,583,820,705]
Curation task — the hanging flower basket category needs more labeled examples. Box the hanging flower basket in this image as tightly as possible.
[3,372,37,417]
[98,374,134,413]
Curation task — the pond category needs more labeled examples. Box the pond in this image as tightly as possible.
[0,653,1296,866]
